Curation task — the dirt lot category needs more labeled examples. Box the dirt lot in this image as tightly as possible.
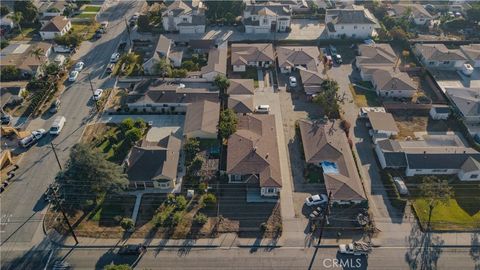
[392,112,461,139]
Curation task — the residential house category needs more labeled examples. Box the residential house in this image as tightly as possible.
[371,69,417,98]
[143,35,183,74]
[276,46,320,73]
[460,44,480,68]
[162,0,206,34]
[375,132,480,181]
[367,111,399,143]
[445,87,480,124]
[226,114,282,197]
[231,43,275,72]
[36,0,66,18]
[200,45,227,81]
[124,133,182,190]
[325,5,379,39]
[298,119,367,203]
[273,0,309,13]
[0,42,52,77]
[227,79,255,114]
[389,4,433,25]
[356,43,397,81]
[413,44,467,70]
[299,68,324,96]
[126,80,219,112]
[429,105,450,120]
[243,2,292,34]
[183,100,220,139]
[39,16,72,40]
[189,39,216,53]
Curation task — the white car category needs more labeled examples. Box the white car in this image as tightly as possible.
[393,177,409,195]
[110,52,120,63]
[93,88,104,100]
[289,76,297,87]
[68,70,79,82]
[74,61,84,72]
[19,129,46,147]
[305,194,328,207]
[131,13,139,20]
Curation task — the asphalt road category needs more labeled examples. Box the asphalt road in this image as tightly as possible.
[0,0,144,261]
[1,246,478,270]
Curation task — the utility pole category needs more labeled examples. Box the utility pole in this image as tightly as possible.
[50,185,79,245]
[307,191,332,270]
[50,142,62,171]
[124,17,132,48]
[87,73,99,111]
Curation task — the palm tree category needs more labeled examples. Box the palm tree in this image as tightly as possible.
[8,12,23,35]
[30,48,45,61]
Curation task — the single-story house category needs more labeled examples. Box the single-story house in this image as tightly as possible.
[375,132,480,181]
[0,42,52,77]
[460,44,480,67]
[298,119,367,203]
[276,46,320,73]
[299,68,324,96]
[371,69,417,98]
[143,35,183,74]
[126,79,219,112]
[445,87,480,124]
[389,4,433,25]
[200,45,227,81]
[367,111,399,141]
[226,79,255,95]
[231,43,275,72]
[356,43,397,81]
[39,16,71,40]
[226,79,255,114]
[227,114,282,197]
[124,134,182,190]
[413,44,468,70]
[183,100,220,139]
[429,105,450,120]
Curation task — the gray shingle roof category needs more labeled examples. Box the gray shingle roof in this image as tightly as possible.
[372,69,417,92]
[445,88,480,119]
[184,100,220,136]
[326,6,378,25]
[367,112,399,133]
[414,44,467,61]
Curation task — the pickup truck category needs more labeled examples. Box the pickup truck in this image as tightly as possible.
[338,241,372,256]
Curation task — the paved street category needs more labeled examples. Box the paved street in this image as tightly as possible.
[0,0,144,263]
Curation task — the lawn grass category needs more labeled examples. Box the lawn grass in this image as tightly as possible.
[83,5,101,12]
[411,179,480,231]
[72,21,99,40]
[10,27,37,41]
[76,12,97,19]
[349,84,380,107]
[241,67,260,88]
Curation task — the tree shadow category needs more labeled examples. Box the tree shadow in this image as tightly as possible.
[405,222,444,270]
[1,234,56,270]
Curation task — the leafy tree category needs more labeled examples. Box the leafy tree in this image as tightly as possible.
[56,144,129,206]
[133,118,146,129]
[0,40,9,49]
[13,0,37,23]
[188,155,205,176]
[54,32,82,47]
[104,265,132,270]
[8,12,23,33]
[76,0,92,8]
[172,211,183,225]
[224,12,235,24]
[200,193,217,208]
[125,127,143,143]
[30,48,45,61]
[0,66,22,82]
[120,218,135,231]
[313,79,341,119]
[218,109,238,139]
[175,195,187,210]
[137,14,150,31]
[184,138,200,164]
[181,60,198,71]
[44,63,60,76]
[419,176,454,229]
[154,57,171,78]
[0,5,10,16]
[194,213,208,225]
[389,26,408,42]
[26,78,49,91]
[467,3,480,23]
[170,68,187,78]
[205,1,244,22]
[214,74,230,94]
[120,118,135,131]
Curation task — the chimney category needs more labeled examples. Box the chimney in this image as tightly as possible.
[265,153,269,159]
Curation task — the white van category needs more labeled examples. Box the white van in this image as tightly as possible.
[50,116,66,135]
[255,105,270,114]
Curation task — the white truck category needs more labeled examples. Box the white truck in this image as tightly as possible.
[338,241,372,256]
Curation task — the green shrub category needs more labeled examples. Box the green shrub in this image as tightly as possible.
[259,222,267,231]
[120,118,134,131]
[120,218,135,231]
[175,195,187,210]
[172,211,183,225]
[133,118,146,129]
[193,213,208,225]
[125,127,142,143]
[201,193,217,208]
[154,205,175,227]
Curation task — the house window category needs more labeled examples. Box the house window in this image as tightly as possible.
[471,174,479,179]
[432,169,447,172]
[429,61,435,65]
[159,182,170,188]
[416,169,422,172]
[183,17,188,22]
[266,188,275,193]
[263,18,268,24]
[443,61,450,65]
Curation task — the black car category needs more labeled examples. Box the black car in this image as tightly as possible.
[118,244,146,255]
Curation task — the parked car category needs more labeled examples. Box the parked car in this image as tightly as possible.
[94,30,102,39]
[110,52,120,63]
[106,63,115,73]
[255,105,270,114]
[100,21,108,30]
[118,244,146,255]
[53,45,74,53]
[68,71,79,82]
[305,194,328,206]
[333,54,343,64]
[338,241,372,256]
[131,13,140,21]
[1,114,11,125]
[50,116,66,135]
[289,76,297,87]
[74,61,84,72]
[49,99,61,114]
[19,129,46,148]
[129,19,136,27]
[93,89,104,100]
[393,177,409,195]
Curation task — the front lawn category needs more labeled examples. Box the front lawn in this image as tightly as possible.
[10,27,38,41]
[411,179,480,231]
[71,21,99,40]
[75,13,97,19]
[83,5,101,12]
[241,67,259,88]
[349,84,380,107]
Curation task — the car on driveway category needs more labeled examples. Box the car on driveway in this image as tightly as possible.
[19,129,46,148]
[289,76,297,87]
[110,52,120,63]
[74,61,84,72]
[49,99,61,114]
[68,71,79,82]
[93,89,103,100]
[118,244,146,255]
[305,194,328,206]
